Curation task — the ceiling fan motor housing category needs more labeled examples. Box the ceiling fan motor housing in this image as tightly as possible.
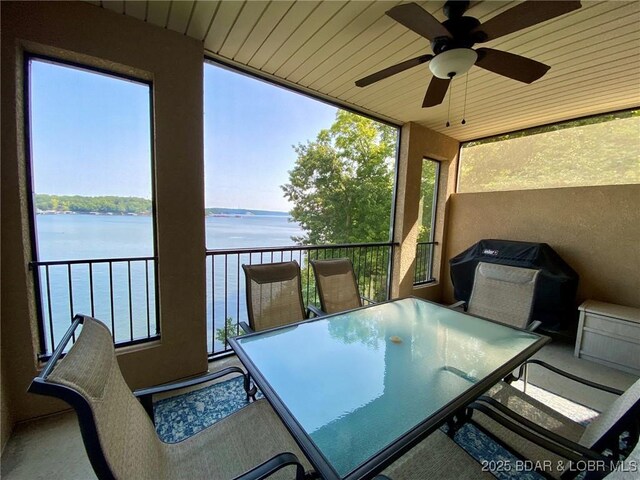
[432,16,483,54]
[429,48,478,79]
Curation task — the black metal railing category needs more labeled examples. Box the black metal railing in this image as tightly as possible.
[30,256,159,357]
[205,242,394,357]
[414,241,437,285]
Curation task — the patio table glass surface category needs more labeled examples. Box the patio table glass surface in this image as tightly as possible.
[231,297,545,479]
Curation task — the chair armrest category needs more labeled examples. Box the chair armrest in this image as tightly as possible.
[513,359,624,395]
[307,305,326,317]
[232,451,307,480]
[449,300,466,310]
[360,295,376,305]
[469,398,609,464]
[440,366,477,383]
[134,366,251,421]
[240,321,254,334]
[526,320,542,331]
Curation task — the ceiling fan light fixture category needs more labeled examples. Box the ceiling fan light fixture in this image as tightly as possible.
[429,48,478,79]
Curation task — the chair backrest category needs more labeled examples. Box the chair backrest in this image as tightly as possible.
[243,260,306,331]
[467,262,540,328]
[579,378,640,450]
[29,316,163,480]
[311,258,362,314]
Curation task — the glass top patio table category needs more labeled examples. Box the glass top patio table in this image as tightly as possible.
[229,297,549,480]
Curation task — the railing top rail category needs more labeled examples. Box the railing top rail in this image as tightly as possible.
[416,241,438,245]
[30,256,157,268]
[205,241,399,256]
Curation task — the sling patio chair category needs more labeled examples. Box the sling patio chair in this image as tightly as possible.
[451,261,542,331]
[29,314,313,480]
[463,360,640,479]
[310,258,371,315]
[241,260,323,333]
[377,429,640,480]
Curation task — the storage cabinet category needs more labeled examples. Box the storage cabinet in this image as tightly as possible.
[575,300,640,375]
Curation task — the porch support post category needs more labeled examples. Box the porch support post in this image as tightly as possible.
[391,122,459,300]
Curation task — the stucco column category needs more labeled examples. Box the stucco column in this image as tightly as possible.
[391,122,459,300]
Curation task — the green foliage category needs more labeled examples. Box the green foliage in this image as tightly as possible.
[417,160,438,242]
[459,110,640,192]
[215,317,242,348]
[35,194,152,214]
[281,111,397,245]
[282,111,397,302]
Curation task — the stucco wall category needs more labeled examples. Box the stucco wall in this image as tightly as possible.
[392,122,460,300]
[1,1,208,424]
[443,184,640,309]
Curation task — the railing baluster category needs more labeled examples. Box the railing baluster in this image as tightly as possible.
[210,242,396,358]
[308,250,316,304]
[369,248,380,300]
[128,260,133,341]
[67,264,75,342]
[224,255,228,348]
[109,262,115,338]
[412,242,438,286]
[89,262,95,317]
[31,256,161,357]
[145,260,150,338]
[45,265,55,351]
[211,254,216,355]
[236,253,240,336]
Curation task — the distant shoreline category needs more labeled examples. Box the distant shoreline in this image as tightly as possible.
[35,194,290,217]
[36,211,291,218]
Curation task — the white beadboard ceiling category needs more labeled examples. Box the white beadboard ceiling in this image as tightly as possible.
[91,0,640,141]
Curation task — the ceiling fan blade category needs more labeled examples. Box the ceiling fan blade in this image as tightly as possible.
[476,48,550,84]
[474,1,581,42]
[423,77,451,107]
[386,3,452,41]
[355,55,433,87]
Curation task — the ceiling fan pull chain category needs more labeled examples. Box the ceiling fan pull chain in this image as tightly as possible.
[446,76,453,127]
[462,72,469,125]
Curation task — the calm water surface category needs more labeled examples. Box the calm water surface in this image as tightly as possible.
[37,214,302,260]
[35,214,303,353]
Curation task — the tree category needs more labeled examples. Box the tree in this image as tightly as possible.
[418,160,438,242]
[281,111,397,304]
[215,317,242,348]
[281,111,397,245]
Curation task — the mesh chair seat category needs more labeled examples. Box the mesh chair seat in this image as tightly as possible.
[381,430,493,480]
[35,316,311,480]
[474,378,640,479]
[475,382,586,479]
[311,258,362,314]
[166,399,311,480]
[243,261,307,332]
[467,262,540,328]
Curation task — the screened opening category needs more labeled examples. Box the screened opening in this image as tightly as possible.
[458,110,640,193]
[26,56,158,356]
[203,61,399,355]
[414,158,440,285]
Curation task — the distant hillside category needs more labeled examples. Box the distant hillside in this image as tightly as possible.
[205,207,289,217]
[35,194,289,216]
[36,194,151,214]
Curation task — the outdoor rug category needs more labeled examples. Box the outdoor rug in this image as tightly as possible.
[153,377,599,479]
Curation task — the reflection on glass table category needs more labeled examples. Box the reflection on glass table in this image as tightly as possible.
[230,297,549,480]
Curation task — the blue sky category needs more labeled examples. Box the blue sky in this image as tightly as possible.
[30,60,337,212]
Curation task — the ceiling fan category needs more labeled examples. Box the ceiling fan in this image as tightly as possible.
[355,1,582,108]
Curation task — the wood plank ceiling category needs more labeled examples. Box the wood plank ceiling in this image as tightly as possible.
[92,1,640,141]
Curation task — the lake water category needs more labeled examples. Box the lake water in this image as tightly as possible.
[35,214,303,354]
[37,214,303,260]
